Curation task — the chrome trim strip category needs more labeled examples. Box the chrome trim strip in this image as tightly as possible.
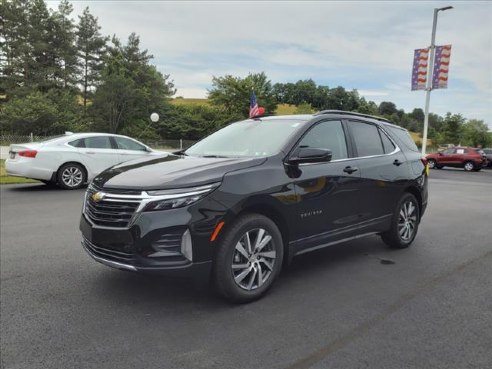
[84,182,220,230]
[293,214,392,244]
[296,232,378,255]
[82,241,137,271]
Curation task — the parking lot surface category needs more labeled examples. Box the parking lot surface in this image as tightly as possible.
[1,169,491,369]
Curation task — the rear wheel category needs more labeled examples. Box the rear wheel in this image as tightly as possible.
[57,163,86,190]
[464,161,475,172]
[381,193,420,249]
[213,214,283,303]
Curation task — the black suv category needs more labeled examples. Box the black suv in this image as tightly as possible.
[80,111,428,303]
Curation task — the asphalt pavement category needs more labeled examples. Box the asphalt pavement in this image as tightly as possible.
[1,168,491,369]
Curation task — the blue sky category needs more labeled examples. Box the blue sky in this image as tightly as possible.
[49,1,492,127]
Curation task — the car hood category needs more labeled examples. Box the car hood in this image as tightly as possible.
[93,154,267,190]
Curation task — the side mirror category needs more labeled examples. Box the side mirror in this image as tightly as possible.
[289,147,332,164]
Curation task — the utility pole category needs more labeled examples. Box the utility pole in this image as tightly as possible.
[421,6,453,155]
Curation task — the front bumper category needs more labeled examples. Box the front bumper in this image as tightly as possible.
[79,193,227,277]
[82,237,212,277]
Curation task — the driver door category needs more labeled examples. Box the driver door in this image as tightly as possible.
[291,120,362,252]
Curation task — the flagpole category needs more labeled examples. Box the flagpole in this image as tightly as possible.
[421,6,453,155]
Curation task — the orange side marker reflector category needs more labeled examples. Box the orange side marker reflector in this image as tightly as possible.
[210,221,225,242]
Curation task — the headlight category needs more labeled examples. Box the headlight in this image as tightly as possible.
[142,182,220,212]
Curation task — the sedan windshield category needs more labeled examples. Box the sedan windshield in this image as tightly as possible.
[185,118,307,158]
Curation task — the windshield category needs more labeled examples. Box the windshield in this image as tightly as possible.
[185,118,308,157]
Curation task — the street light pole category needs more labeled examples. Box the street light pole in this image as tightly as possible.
[421,6,453,155]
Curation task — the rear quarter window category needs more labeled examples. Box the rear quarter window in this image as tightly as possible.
[386,126,419,152]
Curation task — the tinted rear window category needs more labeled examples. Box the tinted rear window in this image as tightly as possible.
[386,126,419,152]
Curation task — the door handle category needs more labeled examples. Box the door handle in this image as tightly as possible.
[393,159,404,166]
[343,166,358,174]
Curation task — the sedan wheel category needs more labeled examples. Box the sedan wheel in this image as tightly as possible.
[428,159,436,169]
[213,214,283,303]
[57,163,87,190]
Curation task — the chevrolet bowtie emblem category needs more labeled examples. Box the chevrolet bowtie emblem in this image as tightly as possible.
[91,192,105,202]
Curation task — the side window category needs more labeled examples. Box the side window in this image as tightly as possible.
[443,148,454,155]
[380,130,396,154]
[298,120,348,160]
[68,138,85,148]
[348,121,385,157]
[454,148,466,154]
[386,126,419,152]
[114,137,146,151]
[85,136,112,149]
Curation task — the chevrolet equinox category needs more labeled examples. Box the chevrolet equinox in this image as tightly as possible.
[80,110,428,303]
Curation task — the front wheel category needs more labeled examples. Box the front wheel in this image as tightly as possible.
[213,214,284,303]
[381,193,420,249]
[428,159,437,169]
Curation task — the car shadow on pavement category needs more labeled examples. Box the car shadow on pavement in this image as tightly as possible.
[87,235,395,310]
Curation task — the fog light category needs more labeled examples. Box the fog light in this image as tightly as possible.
[181,229,193,262]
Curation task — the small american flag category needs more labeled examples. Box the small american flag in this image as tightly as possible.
[249,90,259,118]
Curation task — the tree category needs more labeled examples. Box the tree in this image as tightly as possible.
[76,6,107,108]
[442,113,465,144]
[378,101,398,116]
[90,34,175,133]
[208,72,277,118]
[49,0,78,89]
[461,119,491,148]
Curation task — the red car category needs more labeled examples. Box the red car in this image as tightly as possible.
[426,147,487,171]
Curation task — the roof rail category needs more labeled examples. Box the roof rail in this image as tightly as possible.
[314,110,392,123]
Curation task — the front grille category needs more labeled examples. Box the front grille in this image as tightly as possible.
[83,237,135,262]
[85,185,142,228]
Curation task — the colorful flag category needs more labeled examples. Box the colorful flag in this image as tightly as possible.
[411,48,429,91]
[249,90,259,118]
[432,45,451,89]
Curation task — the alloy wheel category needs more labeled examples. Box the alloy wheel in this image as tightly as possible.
[62,166,83,188]
[231,228,276,291]
[398,200,417,241]
[464,162,474,171]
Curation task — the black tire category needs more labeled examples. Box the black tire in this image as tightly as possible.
[436,165,443,169]
[463,161,475,172]
[381,193,420,249]
[428,159,436,169]
[57,163,87,190]
[212,214,284,303]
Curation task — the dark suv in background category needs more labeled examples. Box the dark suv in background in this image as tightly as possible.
[80,111,428,303]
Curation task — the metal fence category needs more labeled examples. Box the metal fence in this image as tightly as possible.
[0,135,197,150]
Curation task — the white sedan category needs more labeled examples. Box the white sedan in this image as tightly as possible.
[5,133,163,189]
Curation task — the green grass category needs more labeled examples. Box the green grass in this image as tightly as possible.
[171,98,210,106]
[275,104,298,115]
[0,159,40,185]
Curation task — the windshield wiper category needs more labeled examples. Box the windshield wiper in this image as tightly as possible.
[201,155,229,158]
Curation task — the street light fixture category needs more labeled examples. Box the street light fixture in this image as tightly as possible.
[421,5,453,154]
